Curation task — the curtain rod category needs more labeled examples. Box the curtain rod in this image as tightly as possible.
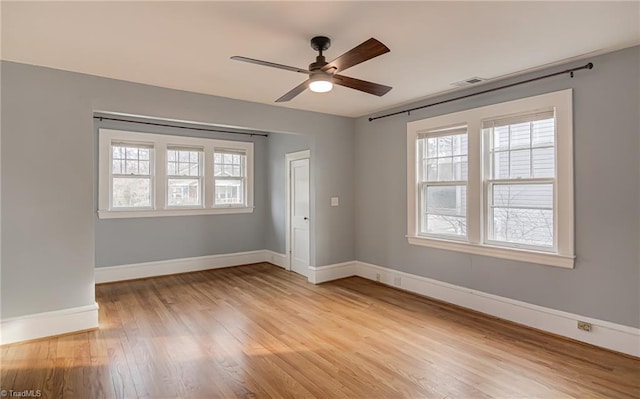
[94,116,269,137]
[368,62,594,122]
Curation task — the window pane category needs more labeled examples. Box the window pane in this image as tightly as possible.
[426,215,467,236]
[215,179,244,205]
[493,126,509,150]
[113,144,152,176]
[189,163,199,176]
[532,147,555,177]
[438,136,452,157]
[509,149,531,178]
[427,138,437,158]
[490,117,555,180]
[492,208,553,247]
[125,160,139,175]
[112,160,123,174]
[492,184,553,209]
[491,183,554,247]
[437,158,452,181]
[168,150,201,178]
[168,179,201,206]
[532,118,554,146]
[139,160,150,175]
[493,151,510,179]
[112,177,151,208]
[453,156,467,180]
[422,133,466,183]
[178,162,190,175]
[125,147,138,159]
[510,122,531,149]
[214,152,245,178]
[453,134,468,156]
[167,162,177,176]
[422,185,467,236]
[426,159,437,181]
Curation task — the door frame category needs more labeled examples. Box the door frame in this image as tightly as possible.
[285,150,311,272]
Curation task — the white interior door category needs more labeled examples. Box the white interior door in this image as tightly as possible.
[290,158,310,277]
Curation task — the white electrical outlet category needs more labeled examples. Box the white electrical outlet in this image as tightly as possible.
[331,197,339,206]
[393,276,402,287]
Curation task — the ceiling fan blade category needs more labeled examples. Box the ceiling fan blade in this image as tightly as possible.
[230,56,310,74]
[322,38,390,74]
[333,74,392,96]
[275,80,309,102]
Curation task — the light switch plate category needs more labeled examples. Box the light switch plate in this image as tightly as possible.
[331,197,339,206]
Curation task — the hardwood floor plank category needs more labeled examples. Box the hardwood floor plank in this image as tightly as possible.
[1,263,638,398]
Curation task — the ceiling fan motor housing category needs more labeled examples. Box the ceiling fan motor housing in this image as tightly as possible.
[309,36,331,72]
[309,56,328,72]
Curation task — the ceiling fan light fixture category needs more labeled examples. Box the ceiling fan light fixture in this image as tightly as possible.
[309,73,333,93]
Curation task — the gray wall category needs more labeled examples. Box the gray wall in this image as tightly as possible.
[1,61,355,319]
[264,129,356,266]
[265,132,312,254]
[355,46,640,328]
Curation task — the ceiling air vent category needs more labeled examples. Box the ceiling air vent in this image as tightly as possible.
[451,77,486,87]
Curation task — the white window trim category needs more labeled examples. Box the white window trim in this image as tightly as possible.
[98,129,254,219]
[407,89,574,268]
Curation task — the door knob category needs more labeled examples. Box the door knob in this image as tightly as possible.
[304,217,309,220]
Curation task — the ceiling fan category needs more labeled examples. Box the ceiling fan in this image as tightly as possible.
[231,36,392,102]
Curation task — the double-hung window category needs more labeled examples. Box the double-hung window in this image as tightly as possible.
[214,149,246,207]
[417,127,468,238]
[167,147,203,207]
[407,89,574,268]
[99,129,254,218]
[484,111,555,250]
[111,143,154,209]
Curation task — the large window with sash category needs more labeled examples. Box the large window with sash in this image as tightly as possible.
[407,90,574,268]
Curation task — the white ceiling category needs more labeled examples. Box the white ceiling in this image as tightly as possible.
[2,1,639,118]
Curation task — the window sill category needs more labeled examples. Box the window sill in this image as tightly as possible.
[98,207,254,219]
[407,236,575,269]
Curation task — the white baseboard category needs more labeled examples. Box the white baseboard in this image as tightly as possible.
[309,260,640,357]
[308,261,357,284]
[95,250,268,283]
[0,302,99,346]
[93,253,639,357]
[264,250,289,269]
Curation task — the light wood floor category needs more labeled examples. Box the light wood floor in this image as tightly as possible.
[1,263,638,398]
